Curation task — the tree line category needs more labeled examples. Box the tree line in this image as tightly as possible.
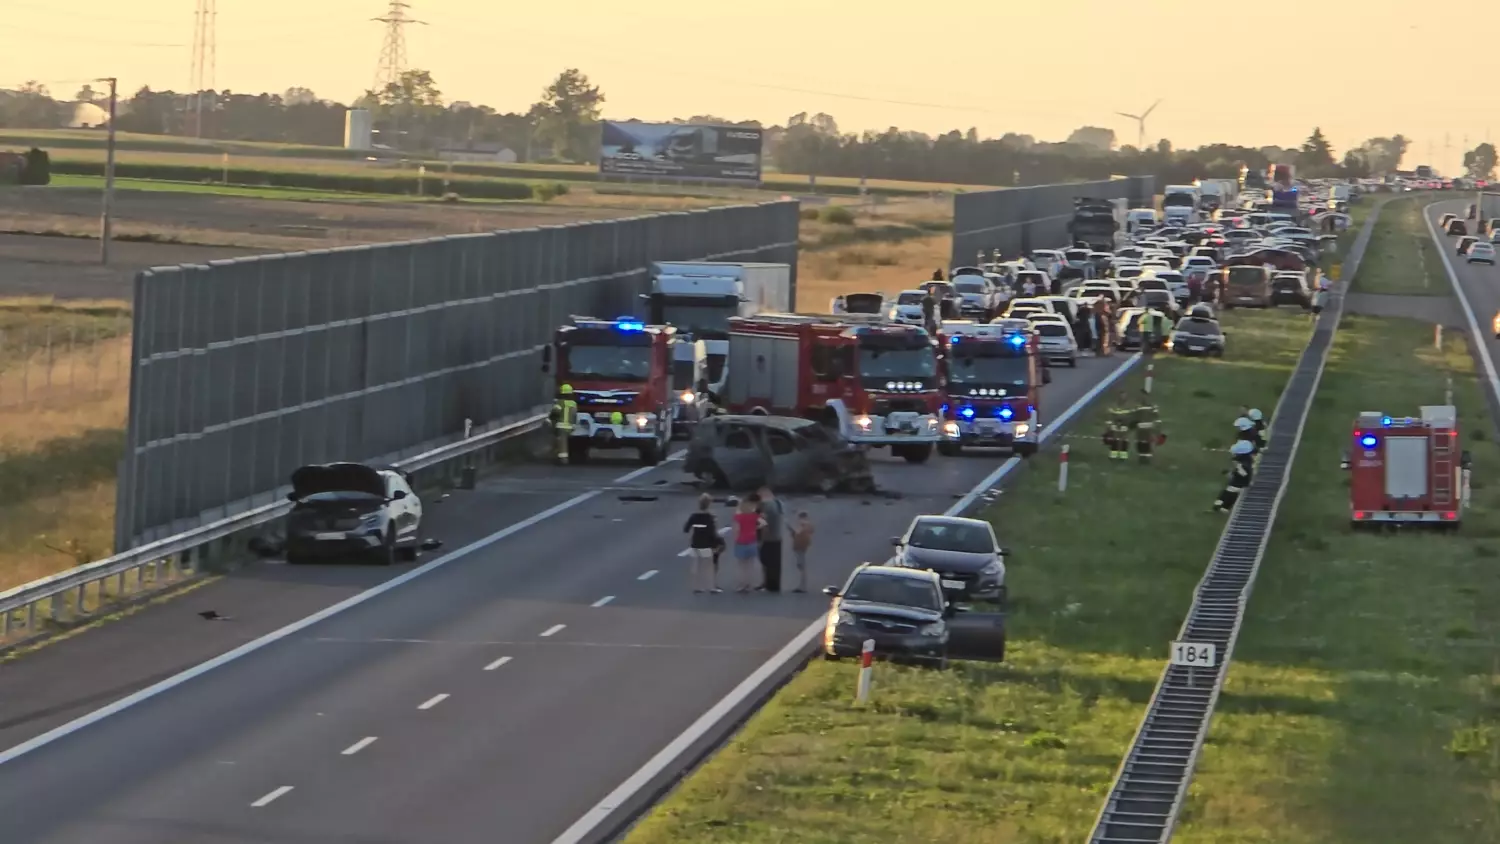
[1,70,1484,185]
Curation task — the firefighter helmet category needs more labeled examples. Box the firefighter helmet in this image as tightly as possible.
[1234,416,1254,431]
[1247,408,1264,422]
[559,384,574,395]
[1231,439,1255,456]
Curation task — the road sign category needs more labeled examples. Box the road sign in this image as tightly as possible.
[1329,263,1342,281]
[1170,641,1217,668]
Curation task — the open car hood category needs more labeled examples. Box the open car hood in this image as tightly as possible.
[291,462,385,499]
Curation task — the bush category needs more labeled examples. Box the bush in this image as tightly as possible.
[20,147,50,185]
[532,182,570,201]
[819,205,857,225]
[49,159,534,200]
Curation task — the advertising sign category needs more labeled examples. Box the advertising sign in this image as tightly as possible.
[599,121,763,183]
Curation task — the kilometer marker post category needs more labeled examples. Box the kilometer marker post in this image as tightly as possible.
[855,639,875,703]
[1057,444,1070,493]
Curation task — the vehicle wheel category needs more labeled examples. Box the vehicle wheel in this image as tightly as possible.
[749,406,770,416]
[568,440,590,464]
[900,443,933,464]
[822,651,842,662]
[375,528,396,566]
[936,652,950,671]
[639,440,662,466]
[285,549,307,566]
[1067,356,1078,368]
[1014,443,1038,457]
[397,534,420,562]
[1042,368,1053,385]
[937,441,961,457]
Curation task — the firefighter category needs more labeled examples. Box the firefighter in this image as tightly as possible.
[1247,407,1267,451]
[920,289,938,334]
[1213,439,1256,513]
[1140,307,1169,354]
[549,384,579,465]
[1134,389,1161,464]
[1105,391,1133,460]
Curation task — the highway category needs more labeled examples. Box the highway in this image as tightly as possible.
[1424,200,1500,384]
[0,354,1133,844]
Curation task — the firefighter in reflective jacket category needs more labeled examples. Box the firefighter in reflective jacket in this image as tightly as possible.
[1105,391,1133,460]
[549,384,579,465]
[1247,407,1267,451]
[1214,439,1256,512]
[1140,308,1170,353]
[1134,390,1161,463]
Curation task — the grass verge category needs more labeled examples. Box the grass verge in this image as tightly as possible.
[1352,195,1446,296]
[624,308,1313,844]
[0,298,130,592]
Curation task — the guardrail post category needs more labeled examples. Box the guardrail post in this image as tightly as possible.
[75,583,87,615]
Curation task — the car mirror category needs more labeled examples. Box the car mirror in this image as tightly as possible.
[942,603,956,618]
[998,547,1011,556]
[821,586,840,597]
[390,490,407,501]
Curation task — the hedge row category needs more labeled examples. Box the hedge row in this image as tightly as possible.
[49,159,540,200]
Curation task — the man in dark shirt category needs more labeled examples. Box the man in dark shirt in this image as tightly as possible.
[682,493,722,593]
[755,486,786,593]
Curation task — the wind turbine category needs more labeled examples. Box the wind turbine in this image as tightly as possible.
[1116,99,1163,150]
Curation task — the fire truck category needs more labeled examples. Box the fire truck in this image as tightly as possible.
[542,316,677,465]
[935,319,1042,456]
[1346,406,1471,528]
[723,313,942,462]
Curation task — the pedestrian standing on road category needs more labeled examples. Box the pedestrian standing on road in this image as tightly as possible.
[920,290,938,334]
[731,495,766,593]
[790,510,815,593]
[1073,302,1095,354]
[682,493,722,594]
[756,486,787,594]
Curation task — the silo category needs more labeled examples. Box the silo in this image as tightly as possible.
[344,108,373,150]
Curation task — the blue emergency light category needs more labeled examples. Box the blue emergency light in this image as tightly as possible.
[615,317,645,332]
[1357,431,1378,449]
[950,336,961,344]
[1380,416,1392,427]
[959,405,976,420]
[1007,334,1027,347]
[998,405,1014,420]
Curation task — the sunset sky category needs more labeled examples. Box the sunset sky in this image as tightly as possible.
[0,0,1476,172]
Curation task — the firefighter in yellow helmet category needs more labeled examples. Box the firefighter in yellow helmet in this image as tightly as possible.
[550,384,578,465]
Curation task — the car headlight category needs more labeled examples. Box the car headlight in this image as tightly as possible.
[919,622,945,637]
[1013,423,1029,436]
[835,610,856,625]
[943,420,960,436]
[855,416,872,430]
[360,511,383,527]
[631,413,652,428]
[924,417,939,431]
[981,558,1004,577]
[679,390,694,404]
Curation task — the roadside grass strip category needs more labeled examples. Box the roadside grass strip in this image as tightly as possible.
[624,309,1311,844]
[1352,195,1447,296]
[1172,315,1500,844]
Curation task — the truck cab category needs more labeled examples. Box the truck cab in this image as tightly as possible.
[935,320,1041,457]
[543,316,677,465]
[724,313,942,462]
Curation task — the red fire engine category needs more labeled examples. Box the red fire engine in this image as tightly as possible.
[723,313,942,462]
[542,316,677,465]
[1347,406,1470,527]
[935,319,1042,456]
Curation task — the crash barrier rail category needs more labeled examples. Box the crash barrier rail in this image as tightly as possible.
[1086,200,1383,843]
[116,201,800,550]
[0,409,548,643]
[949,176,1155,268]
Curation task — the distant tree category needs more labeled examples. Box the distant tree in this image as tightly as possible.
[283,87,317,106]
[73,84,99,104]
[0,81,63,128]
[530,68,604,163]
[1296,127,1336,174]
[1340,150,1371,178]
[1463,143,1497,180]
[1066,126,1116,152]
[1156,138,1173,155]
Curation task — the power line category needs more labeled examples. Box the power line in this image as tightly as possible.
[0,22,182,46]
[189,0,217,137]
[371,1,425,94]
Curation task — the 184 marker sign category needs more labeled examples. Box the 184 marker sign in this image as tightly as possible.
[1170,641,1217,667]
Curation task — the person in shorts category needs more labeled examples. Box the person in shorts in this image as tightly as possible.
[789,510,814,593]
[681,493,721,593]
[730,494,766,593]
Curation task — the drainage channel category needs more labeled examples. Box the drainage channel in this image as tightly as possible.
[1085,203,1387,844]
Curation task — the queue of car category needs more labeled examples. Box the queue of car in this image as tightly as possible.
[1440,210,1500,266]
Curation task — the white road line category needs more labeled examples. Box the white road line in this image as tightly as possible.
[250,786,293,808]
[417,694,449,711]
[0,452,684,767]
[540,624,566,637]
[637,570,658,581]
[549,353,1143,844]
[341,736,378,756]
[483,656,513,671]
[591,596,615,608]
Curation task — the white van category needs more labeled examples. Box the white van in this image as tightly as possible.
[1126,208,1159,235]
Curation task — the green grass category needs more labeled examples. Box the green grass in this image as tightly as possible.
[45,173,438,203]
[1352,195,1447,295]
[625,309,1313,844]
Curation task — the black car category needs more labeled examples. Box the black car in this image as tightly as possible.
[1169,316,1226,357]
[1448,218,1468,237]
[1270,273,1311,307]
[284,463,426,565]
[822,565,953,666]
[891,515,1008,603]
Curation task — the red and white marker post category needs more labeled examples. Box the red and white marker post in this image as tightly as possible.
[1144,362,1155,394]
[856,638,875,702]
[1057,444,1070,493]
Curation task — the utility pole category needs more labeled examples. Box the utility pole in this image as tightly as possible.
[99,77,118,265]
[371,1,425,95]
[189,0,217,137]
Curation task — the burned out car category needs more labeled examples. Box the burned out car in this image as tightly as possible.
[283,462,425,565]
[683,414,875,493]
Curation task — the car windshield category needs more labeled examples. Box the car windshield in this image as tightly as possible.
[843,293,884,313]
[1227,267,1266,286]
[859,346,937,379]
[565,345,653,381]
[897,292,926,305]
[907,520,995,553]
[1034,322,1070,337]
[946,351,1031,386]
[843,573,942,611]
[1176,318,1221,335]
[671,358,694,389]
[659,300,733,336]
[952,279,987,293]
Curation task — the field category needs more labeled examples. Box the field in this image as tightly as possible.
[625,309,1315,844]
[1352,195,1446,296]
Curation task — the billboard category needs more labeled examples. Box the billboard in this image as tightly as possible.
[599,121,763,183]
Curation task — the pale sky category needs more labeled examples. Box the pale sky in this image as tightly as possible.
[0,0,1476,172]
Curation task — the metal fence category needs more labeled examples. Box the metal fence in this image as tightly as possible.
[0,314,132,410]
[950,176,1156,267]
[115,200,800,549]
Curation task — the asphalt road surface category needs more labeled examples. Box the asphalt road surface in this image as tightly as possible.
[0,354,1133,844]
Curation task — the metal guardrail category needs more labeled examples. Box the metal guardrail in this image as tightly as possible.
[1086,200,1383,843]
[0,410,548,640]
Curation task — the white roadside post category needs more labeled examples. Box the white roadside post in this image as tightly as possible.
[1170,640,1218,689]
[1057,444,1070,493]
[1143,362,1155,394]
[1435,324,1444,351]
[855,639,875,703]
